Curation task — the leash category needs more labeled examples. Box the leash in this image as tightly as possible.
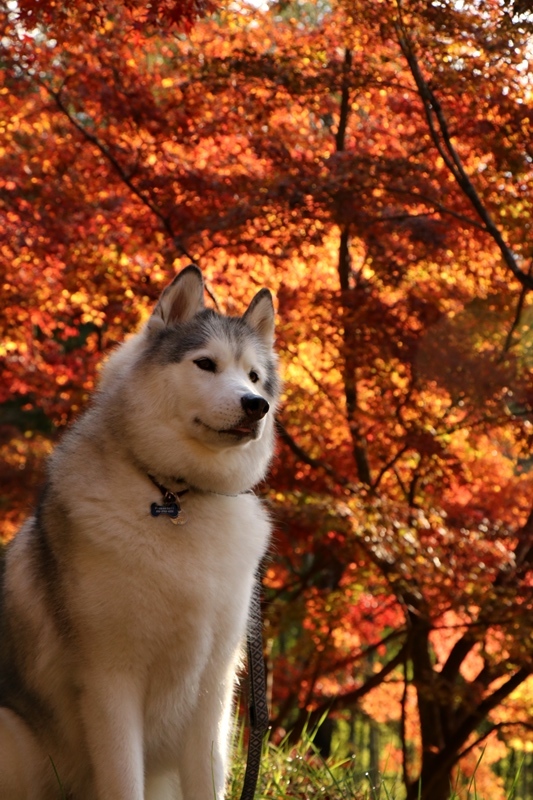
[240,575,269,800]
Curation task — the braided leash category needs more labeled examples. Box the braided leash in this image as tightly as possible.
[239,576,269,800]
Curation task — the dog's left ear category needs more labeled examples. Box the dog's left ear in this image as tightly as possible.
[149,265,205,330]
[243,289,275,345]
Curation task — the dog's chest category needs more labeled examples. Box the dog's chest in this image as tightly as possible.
[73,491,269,673]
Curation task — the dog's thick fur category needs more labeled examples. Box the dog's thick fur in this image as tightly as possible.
[0,266,280,800]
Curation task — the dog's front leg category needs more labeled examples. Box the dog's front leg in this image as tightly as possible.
[80,672,144,800]
[176,674,235,800]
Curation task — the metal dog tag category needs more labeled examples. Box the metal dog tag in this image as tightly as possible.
[150,502,180,519]
[148,477,189,526]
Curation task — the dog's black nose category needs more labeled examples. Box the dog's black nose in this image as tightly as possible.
[241,394,270,421]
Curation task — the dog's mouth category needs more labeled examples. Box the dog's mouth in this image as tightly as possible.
[195,418,258,440]
[220,424,257,439]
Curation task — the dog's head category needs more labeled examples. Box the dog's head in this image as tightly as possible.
[107,266,280,494]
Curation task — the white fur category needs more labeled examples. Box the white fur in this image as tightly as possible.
[0,269,278,800]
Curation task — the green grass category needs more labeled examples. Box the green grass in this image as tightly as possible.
[45,712,526,800]
[228,732,525,800]
[228,732,396,800]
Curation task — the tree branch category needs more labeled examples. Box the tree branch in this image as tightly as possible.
[431,667,531,784]
[394,3,533,291]
[387,186,487,232]
[275,420,357,491]
[39,77,198,265]
[333,48,372,485]
[286,643,408,741]
[457,720,533,761]
[501,262,533,355]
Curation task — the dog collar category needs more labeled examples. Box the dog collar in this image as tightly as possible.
[148,474,189,526]
[146,469,249,527]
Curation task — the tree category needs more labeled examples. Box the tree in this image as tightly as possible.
[15,0,217,32]
[1,0,533,796]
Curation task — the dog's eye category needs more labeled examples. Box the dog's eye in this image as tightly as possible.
[194,358,217,373]
[249,370,260,384]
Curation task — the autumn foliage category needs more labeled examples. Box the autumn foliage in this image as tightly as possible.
[1,0,533,797]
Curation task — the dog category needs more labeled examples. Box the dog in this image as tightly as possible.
[0,265,280,799]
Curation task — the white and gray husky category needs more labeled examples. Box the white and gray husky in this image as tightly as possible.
[0,266,280,800]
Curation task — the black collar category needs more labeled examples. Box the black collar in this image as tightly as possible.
[148,474,189,500]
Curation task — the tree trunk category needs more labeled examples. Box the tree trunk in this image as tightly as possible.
[406,762,453,800]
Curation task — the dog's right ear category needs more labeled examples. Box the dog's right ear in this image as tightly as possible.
[148,265,205,330]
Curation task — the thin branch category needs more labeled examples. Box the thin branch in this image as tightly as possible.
[322,624,406,677]
[387,186,487,232]
[440,504,533,689]
[275,420,357,492]
[457,720,533,761]
[371,444,409,492]
[501,262,533,355]
[394,3,533,291]
[433,667,531,779]
[284,346,345,412]
[286,643,408,740]
[301,622,334,712]
[39,77,197,266]
[311,643,408,717]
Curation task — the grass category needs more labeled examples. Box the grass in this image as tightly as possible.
[228,731,526,800]
[44,714,525,800]
[228,731,396,800]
